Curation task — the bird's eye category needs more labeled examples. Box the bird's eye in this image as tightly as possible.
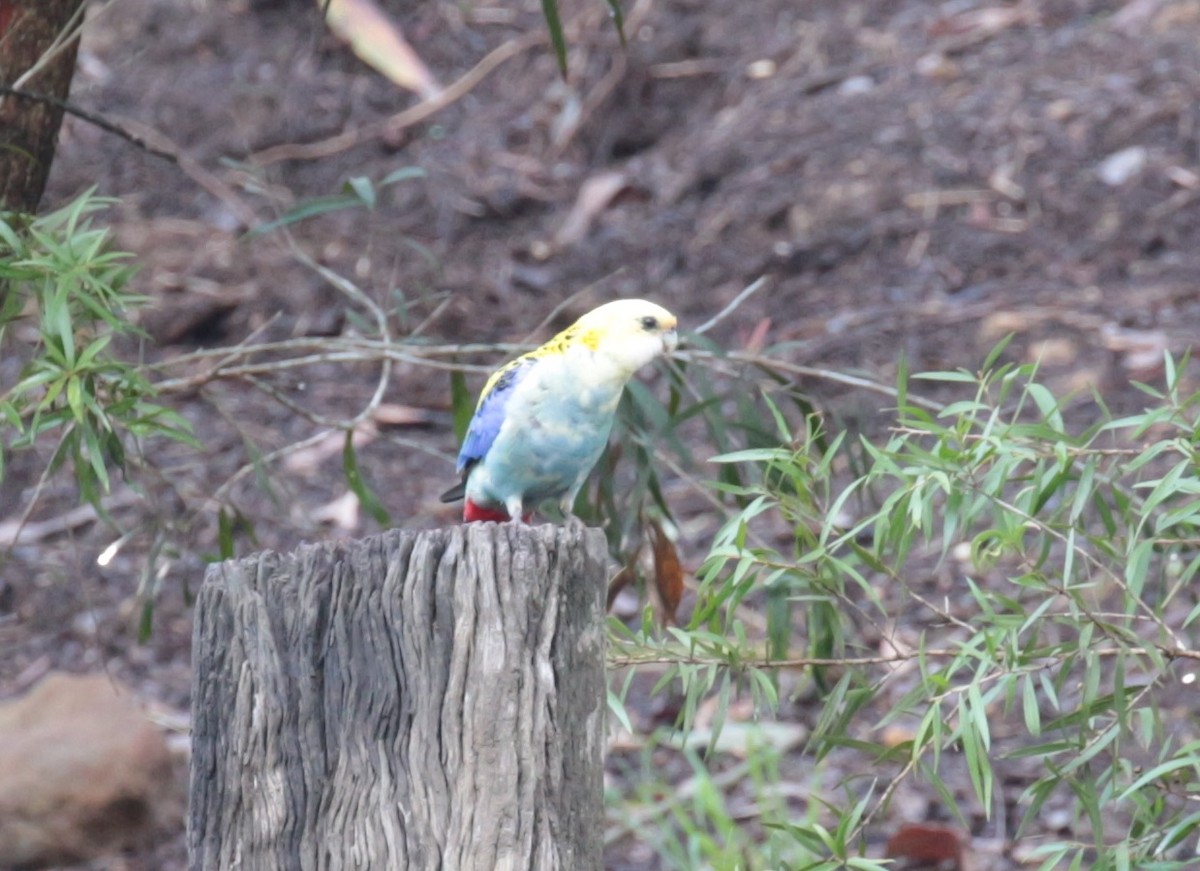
[640,316,659,330]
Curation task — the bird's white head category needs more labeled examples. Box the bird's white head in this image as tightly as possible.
[570,299,678,375]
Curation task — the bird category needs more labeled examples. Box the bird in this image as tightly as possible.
[440,299,678,523]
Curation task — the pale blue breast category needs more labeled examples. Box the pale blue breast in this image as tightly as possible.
[468,358,623,508]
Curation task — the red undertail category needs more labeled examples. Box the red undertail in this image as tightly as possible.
[463,500,533,524]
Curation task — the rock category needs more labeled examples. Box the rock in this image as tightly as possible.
[837,75,876,96]
[1097,145,1148,186]
[0,672,183,868]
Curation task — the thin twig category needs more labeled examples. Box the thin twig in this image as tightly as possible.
[209,428,330,506]
[281,234,391,429]
[694,348,946,412]
[0,85,179,165]
[242,374,360,430]
[889,426,1156,458]
[520,271,626,343]
[115,118,260,226]
[1,427,72,552]
[692,276,769,335]
[406,294,455,340]
[0,487,138,548]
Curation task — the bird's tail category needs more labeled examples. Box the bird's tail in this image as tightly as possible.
[439,481,466,503]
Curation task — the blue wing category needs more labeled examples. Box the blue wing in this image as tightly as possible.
[456,357,536,473]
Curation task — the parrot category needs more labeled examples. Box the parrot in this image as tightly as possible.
[440,299,679,523]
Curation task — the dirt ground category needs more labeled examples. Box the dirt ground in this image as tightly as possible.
[5,0,1200,867]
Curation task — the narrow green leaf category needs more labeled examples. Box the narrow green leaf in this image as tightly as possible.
[1026,382,1064,431]
[1069,458,1095,523]
[217,507,235,560]
[1163,349,1178,393]
[710,447,793,464]
[75,333,113,368]
[380,166,426,187]
[540,0,568,77]
[982,333,1016,372]
[342,430,391,526]
[345,175,376,208]
[247,193,365,237]
[1118,754,1200,800]
[1125,538,1155,599]
[81,422,112,493]
[913,370,978,383]
[705,671,731,758]
[1022,674,1041,736]
[66,375,84,421]
[137,597,155,643]
[604,0,627,47]
[450,370,474,445]
[606,686,634,734]
[765,583,791,661]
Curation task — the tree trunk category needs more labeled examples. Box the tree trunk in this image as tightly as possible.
[189,523,609,871]
[0,0,85,213]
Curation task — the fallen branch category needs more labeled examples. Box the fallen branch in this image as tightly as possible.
[250,29,547,165]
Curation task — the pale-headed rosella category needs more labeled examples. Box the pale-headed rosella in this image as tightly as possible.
[440,299,679,523]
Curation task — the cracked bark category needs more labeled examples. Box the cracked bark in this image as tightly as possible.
[189,524,608,871]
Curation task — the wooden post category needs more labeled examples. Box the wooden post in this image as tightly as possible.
[188,523,609,871]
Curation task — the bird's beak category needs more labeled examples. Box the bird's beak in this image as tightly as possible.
[663,327,678,354]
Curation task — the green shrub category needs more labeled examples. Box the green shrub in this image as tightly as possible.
[0,192,194,505]
[610,347,1200,869]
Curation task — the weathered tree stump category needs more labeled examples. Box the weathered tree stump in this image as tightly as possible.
[189,523,609,871]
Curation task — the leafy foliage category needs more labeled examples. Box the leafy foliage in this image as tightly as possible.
[0,193,194,505]
[609,349,1200,868]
